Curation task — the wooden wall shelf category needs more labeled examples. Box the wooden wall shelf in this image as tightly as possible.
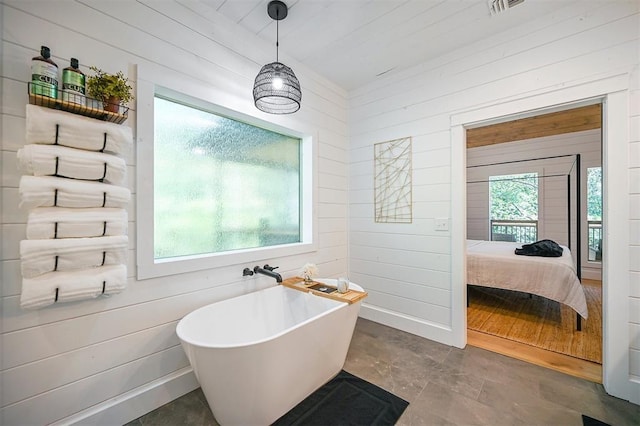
[28,82,129,124]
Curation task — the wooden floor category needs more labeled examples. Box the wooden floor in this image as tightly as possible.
[467,278,602,383]
[467,329,602,383]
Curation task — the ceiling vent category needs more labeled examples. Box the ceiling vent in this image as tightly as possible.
[488,0,525,15]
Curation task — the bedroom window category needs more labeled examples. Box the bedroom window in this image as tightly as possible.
[489,172,538,243]
[587,167,602,262]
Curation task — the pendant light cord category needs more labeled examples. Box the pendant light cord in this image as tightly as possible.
[276,9,280,62]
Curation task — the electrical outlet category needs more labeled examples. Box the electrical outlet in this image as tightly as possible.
[435,218,449,231]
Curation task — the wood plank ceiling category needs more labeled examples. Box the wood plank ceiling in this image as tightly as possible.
[202,0,581,91]
[466,104,602,149]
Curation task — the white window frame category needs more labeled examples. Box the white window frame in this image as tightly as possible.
[136,77,317,280]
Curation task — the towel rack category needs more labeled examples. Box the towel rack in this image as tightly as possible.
[20,96,131,309]
[52,251,107,272]
[52,156,109,182]
[53,280,107,304]
[52,124,110,153]
[51,189,108,207]
[53,221,108,239]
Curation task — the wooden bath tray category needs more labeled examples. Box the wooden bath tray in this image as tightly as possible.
[281,277,367,304]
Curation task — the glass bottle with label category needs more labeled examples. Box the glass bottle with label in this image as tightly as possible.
[31,46,58,99]
[62,58,86,106]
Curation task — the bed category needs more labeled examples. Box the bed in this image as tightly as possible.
[467,239,588,321]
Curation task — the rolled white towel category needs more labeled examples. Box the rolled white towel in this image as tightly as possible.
[19,176,130,209]
[20,264,127,309]
[26,104,133,155]
[20,235,128,278]
[26,207,128,239]
[17,144,127,185]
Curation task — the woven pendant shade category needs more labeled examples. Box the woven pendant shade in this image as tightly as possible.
[253,61,301,114]
[253,1,301,114]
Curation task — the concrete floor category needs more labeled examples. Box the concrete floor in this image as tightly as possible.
[126,318,640,425]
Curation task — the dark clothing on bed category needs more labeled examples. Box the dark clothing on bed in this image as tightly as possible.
[515,239,563,257]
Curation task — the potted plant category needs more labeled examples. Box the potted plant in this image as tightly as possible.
[86,66,133,113]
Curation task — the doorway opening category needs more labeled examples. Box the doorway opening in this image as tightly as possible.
[464,103,603,383]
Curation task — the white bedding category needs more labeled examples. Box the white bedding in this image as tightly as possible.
[467,240,588,319]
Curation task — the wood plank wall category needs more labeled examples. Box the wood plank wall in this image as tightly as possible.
[0,1,349,424]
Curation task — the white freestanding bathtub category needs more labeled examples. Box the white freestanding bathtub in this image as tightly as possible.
[176,280,363,425]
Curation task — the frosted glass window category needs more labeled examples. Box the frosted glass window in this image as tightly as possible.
[154,96,301,260]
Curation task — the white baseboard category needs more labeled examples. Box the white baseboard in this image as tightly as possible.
[581,267,602,281]
[629,376,640,405]
[52,367,199,425]
[359,303,457,347]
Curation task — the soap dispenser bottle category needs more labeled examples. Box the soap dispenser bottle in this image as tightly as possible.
[30,45,58,99]
[62,58,86,105]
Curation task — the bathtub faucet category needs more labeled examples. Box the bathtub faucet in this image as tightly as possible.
[253,265,283,283]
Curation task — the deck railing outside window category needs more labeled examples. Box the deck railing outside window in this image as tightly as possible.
[491,220,538,243]
[588,220,602,262]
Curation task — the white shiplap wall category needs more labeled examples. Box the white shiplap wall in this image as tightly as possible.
[629,58,640,398]
[348,0,639,402]
[466,129,602,278]
[0,1,348,424]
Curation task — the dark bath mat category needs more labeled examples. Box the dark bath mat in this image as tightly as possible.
[582,414,611,426]
[272,370,409,426]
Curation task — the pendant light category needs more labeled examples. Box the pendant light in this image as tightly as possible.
[253,0,301,114]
